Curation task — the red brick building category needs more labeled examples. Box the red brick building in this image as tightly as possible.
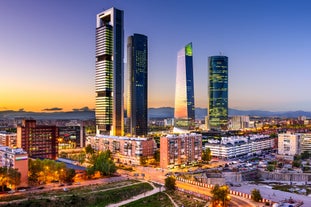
[87,135,156,165]
[160,133,202,169]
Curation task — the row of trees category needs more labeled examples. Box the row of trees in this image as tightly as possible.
[0,167,21,191]
[29,159,76,186]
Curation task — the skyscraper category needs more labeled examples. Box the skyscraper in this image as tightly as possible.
[174,43,195,131]
[96,7,124,136]
[127,34,148,136]
[208,56,228,130]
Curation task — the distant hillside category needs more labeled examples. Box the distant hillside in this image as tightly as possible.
[0,110,95,120]
[0,108,310,120]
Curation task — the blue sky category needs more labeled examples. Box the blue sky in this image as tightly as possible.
[1,0,311,111]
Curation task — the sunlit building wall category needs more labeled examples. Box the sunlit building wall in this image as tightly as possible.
[127,34,148,136]
[174,43,195,130]
[96,7,124,136]
[208,56,228,130]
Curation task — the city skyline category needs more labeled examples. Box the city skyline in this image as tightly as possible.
[2,1,311,112]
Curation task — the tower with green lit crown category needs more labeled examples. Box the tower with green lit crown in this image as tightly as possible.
[95,8,124,136]
[174,43,195,132]
[208,56,228,130]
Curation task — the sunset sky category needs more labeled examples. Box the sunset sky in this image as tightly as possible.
[1,0,311,112]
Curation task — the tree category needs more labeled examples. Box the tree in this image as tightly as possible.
[0,167,8,192]
[86,150,116,177]
[0,167,21,191]
[211,184,230,207]
[266,165,275,172]
[153,149,160,162]
[164,176,176,191]
[59,168,76,183]
[292,160,302,168]
[251,188,262,202]
[202,148,212,163]
[140,156,148,166]
[85,144,95,155]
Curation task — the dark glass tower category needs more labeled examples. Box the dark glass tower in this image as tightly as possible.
[127,34,148,136]
[96,8,124,136]
[174,43,195,131]
[208,56,228,130]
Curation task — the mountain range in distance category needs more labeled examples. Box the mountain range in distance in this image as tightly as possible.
[0,107,310,120]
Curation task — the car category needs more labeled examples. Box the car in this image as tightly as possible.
[63,188,69,192]
[7,190,15,194]
[18,189,26,192]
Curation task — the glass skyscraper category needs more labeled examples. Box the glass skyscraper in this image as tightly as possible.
[95,7,124,136]
[208,56,228,130]
[127,34,148,136]
[174,43,195,131]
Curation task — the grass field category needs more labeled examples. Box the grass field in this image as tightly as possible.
[0,181,152,207]
[120,192,174,207]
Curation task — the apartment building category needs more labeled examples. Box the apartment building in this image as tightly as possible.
[0,145,28,187]
[86,135,156,165]
[205,135,274,159]
[160,133,202,169]
[0,131,17,148]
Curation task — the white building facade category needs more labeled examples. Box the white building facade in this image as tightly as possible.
[205,135,274,159]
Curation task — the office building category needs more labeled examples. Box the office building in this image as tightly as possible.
[96,7,124,136]
[160,133,202,169]
[127,34,148,136]
[17,120,58,159]
[86,135,156,165]
[0,145,28,187]
[174,43,195,131]
[208,56,228,130]
[0,131,17,148]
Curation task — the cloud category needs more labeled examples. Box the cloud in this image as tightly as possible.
[72,106,92,112]
[43,107,63,111]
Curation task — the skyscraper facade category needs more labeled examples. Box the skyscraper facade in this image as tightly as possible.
[174,43,195,131]
[96,7,124,136]
[208,56,228,130]
[127,34,148,136]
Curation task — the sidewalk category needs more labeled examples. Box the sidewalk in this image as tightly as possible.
[106,182,161,207]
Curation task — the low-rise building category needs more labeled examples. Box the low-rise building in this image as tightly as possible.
[0,145,28,187]
[205,135,274,159]
[86,135,156,165]
[160,133,202,169]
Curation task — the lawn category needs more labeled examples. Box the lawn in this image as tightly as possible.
[121,192,174,207]
[0,181,153,207]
